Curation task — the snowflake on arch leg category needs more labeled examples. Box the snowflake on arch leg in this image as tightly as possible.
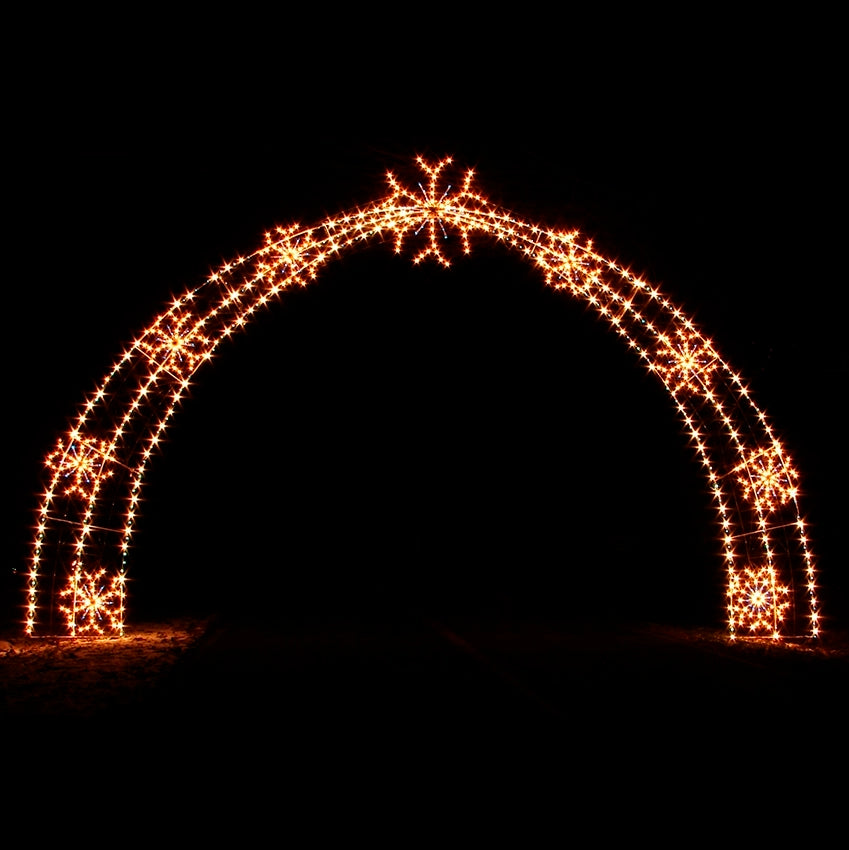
[734,445,799,513]
[534,231,597,291]
[58,566,125,636]
[138,311,210,378]
[46,433,114,498]
[383,156,493,267]
[728,565,791,636]
[651,327,719,395]
[256,225,322,291]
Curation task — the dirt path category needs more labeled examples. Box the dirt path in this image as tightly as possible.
[0,617,211,717]
[3,615,847,739]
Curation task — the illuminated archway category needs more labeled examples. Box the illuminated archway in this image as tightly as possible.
[26,157,819,639]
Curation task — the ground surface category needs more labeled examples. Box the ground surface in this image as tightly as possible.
[0,617,210,718]
[4,613,847,734]
[4,612,847,841]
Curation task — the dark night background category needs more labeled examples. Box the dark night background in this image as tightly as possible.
[5,13,846,638]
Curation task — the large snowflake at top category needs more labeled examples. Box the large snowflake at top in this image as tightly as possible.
[383,156,493,267]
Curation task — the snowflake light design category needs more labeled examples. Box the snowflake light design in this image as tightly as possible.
[58,567,125,635]
[46,434,114,498]
[138,311,210,377]
[652,328,719,395]
[735,446,799,513]
[728,565,791,636]
[384,156,492,266]
[535,232,588,289]
[257,225,322,290]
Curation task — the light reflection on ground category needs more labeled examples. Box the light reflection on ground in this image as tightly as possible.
[0,617,210,716]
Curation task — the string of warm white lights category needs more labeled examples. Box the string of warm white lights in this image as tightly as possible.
[27,156,819,639]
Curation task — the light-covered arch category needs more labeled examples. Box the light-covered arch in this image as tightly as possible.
[26,157,819,639]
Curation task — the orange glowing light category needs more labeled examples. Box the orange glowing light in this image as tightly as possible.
[25,156,820,640]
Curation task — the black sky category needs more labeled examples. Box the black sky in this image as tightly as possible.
[6,18,846,629]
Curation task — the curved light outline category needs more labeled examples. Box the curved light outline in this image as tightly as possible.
[27,157,819,639]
